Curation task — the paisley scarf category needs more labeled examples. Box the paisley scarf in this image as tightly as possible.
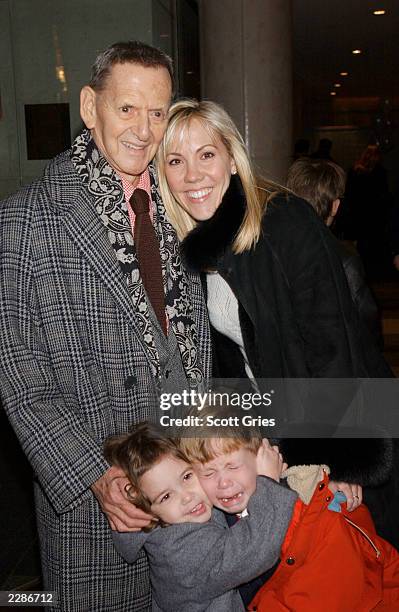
[70,129,203,384]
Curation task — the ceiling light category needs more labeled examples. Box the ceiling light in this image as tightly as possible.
[330,91,337,96]
[373,10,386,15]
[334,83,341,88]
[352,49,362,54]
[340,71,349,76]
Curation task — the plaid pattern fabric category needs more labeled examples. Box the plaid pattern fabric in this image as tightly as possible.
[35,484,151,612]
[0,150,211,611]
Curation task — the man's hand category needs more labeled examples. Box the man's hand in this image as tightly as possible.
[256,439,287,482]
[329,480,363,512]
[91,466,154,531]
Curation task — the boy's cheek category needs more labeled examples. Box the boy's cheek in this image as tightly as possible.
[197,479,218,506]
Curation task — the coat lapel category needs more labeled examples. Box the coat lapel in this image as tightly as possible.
[45,157,154,354]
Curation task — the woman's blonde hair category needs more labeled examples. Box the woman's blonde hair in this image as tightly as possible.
[156,99,278,253]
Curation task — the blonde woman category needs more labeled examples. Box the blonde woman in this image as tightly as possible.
[157,99,391,380]
[155,99,399,565]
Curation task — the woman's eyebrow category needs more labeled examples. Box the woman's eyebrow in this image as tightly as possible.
[167,143,217,156]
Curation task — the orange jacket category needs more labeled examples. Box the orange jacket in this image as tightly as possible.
[250,473,399,611]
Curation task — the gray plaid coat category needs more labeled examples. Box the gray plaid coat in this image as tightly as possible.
[0,151,211,611]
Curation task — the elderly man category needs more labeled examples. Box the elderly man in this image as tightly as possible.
[0,41,210,611]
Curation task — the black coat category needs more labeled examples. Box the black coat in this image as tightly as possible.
[182,176,392,380]
[336,239,383,350]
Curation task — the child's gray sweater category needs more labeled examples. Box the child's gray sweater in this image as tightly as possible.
[113,476,297,611]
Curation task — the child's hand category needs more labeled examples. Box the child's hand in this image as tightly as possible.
[256,439,287,482]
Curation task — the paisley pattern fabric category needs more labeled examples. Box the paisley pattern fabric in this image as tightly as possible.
[71,129,203,383]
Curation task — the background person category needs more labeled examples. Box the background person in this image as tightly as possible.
[0,43,211,611]
[345,144,392,278]
[310,137,334,161]
[286,157,384,349]
[292,137,310,161]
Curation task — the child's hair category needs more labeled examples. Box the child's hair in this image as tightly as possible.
[287,158,346,222]
[179,403,263,464]
[104,421,190,530]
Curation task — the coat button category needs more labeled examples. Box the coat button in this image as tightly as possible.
[286,557,295,565]
[318,483,325,491]
[165,369,170,379]
[326,495,331,502]
[124,375,137,390]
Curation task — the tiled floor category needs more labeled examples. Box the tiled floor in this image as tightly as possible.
[1,274,398,599]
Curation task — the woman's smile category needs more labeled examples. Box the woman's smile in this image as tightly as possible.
[186,187,213,202]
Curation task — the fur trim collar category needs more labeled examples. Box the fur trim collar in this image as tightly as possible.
[181,174,247,271]
[283,465,330,504]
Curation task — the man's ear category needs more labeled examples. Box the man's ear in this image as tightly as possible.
[331,198,341,217]
[80,85,97,129]
[326,199,341,227]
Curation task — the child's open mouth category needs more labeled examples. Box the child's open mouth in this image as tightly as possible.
[218,492,243,508]
[189,502,207,516]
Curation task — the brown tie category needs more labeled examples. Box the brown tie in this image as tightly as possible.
[130,189,167,335]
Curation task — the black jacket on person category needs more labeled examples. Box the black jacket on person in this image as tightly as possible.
[181,176,392,381]
[335,239,383,350]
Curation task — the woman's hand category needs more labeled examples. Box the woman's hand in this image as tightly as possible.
[256,439,287,482]
[329,480,362,512]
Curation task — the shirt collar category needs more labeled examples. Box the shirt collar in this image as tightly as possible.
[119,168,152,203]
